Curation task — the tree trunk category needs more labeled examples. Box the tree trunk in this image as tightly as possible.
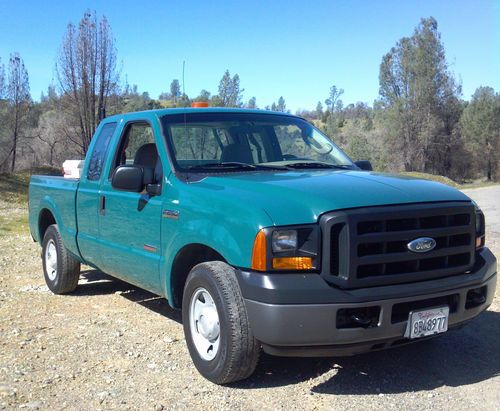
[10,111,19,172]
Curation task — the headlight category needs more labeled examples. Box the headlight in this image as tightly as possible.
[473,201,485,249]
[251,226,320,272]
[272,230,297,252]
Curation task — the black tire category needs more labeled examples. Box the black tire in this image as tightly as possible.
[182,261,260,384]
[41,224,80,294]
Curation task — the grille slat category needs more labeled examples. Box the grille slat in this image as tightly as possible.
[358,245,472,265]
[320,202,476,288]
[356,226,471,242]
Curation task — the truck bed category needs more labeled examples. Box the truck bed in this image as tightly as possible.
[29,175,80,258]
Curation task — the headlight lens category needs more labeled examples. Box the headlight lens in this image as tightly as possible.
[475,212,483,236]
[473,201,485,249]
[272,230,297,253]
[251,226,319,272]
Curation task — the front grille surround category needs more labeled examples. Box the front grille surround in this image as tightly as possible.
[320,202,476,288]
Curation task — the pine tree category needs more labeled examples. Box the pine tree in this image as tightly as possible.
[216,70,243,107]
[276,96,286,112]
[378,17,461,173]
[247,96,257,109]
[170,79,180,103]
[460,87,500,180]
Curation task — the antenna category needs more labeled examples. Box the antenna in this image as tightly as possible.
[182,60,185,96]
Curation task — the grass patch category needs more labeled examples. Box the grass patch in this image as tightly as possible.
[0,167,61,204]
[0,213,28,237]
[0,167,60,238]
[0,172,30,204]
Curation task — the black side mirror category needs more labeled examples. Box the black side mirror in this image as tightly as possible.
[354,160,373,171]
[111,165,145,192]
[146,184,162,196]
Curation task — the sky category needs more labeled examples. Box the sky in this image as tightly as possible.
[0,0,498,112]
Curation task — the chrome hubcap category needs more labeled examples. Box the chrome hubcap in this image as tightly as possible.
[189,288,220,361]
[45,240,58,281]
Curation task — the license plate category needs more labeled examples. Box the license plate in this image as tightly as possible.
[405,306,449,339]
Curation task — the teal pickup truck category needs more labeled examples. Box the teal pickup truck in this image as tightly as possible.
[29,108,497,384]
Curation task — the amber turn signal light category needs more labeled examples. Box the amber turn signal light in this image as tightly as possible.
[272,257,313,270]
[251,230,267,271]
[191,101,209,108]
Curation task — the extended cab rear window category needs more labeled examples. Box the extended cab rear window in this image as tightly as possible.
[87,122,117,181]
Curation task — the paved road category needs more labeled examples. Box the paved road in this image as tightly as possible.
[462,185,500,257]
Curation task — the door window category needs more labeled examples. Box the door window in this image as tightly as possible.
[110,122,162,184]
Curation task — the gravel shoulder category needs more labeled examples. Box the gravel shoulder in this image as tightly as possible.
[0,186,498,410]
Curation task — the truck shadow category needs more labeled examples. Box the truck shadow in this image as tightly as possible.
[235,309,500,394]
[74,269,182,324]
[74,269,498,394]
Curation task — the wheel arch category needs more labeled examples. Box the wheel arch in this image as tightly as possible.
[38,208,56,241]
[169,243,227,309]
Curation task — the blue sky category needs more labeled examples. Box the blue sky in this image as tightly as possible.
[0,0,498,111]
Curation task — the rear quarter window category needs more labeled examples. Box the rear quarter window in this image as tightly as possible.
[87,122,117,181]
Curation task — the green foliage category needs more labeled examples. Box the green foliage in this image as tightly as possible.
[276,96,287,112]
[195,89,211,102]
[247,97,257,109]
[315,101,323,118]
[214,70,243,107]
[325,85,343,113]
[170,79,181,102]
[378,17,462,175]
[460,87,500,180]
[0,15,497,184]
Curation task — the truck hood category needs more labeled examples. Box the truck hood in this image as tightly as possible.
[198,170,471,226]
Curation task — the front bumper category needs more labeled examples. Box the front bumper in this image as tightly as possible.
[236,247,497,356]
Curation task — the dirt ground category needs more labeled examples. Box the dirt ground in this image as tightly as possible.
[0,186,498,410]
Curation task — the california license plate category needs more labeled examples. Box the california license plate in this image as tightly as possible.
[405,306,449,339]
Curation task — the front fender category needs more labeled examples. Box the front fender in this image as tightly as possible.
[159,194,274,303]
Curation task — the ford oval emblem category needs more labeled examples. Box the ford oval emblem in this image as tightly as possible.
[407,237,436,253]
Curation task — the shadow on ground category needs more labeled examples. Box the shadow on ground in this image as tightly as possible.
[238,312,500,394]
[75,269,181,324]
[74,269,499,394]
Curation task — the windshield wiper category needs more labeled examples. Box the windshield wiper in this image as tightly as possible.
[187,162,291,172]
[187,162,257,171]
[284,162,352,170]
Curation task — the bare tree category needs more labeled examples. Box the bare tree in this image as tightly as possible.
[4,53,31,172]
[0,58,5,98]
[56,10,119,154]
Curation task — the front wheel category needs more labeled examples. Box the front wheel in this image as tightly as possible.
[182,261,260,384]
[41,224,80,294]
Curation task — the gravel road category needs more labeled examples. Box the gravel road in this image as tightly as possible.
[0,186,498,410]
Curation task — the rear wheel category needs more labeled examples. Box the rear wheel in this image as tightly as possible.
[182,261,260,384]
[42,224,80,294]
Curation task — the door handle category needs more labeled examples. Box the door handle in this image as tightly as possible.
[99,195,106,215]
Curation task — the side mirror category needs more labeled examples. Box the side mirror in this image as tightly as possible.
[111,165,146,192]
[354,160,373,171]
[146,184,162,196]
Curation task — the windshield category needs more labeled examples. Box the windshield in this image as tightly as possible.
[161,112,354,172]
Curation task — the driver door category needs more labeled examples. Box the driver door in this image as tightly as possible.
[97,120,163,294]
